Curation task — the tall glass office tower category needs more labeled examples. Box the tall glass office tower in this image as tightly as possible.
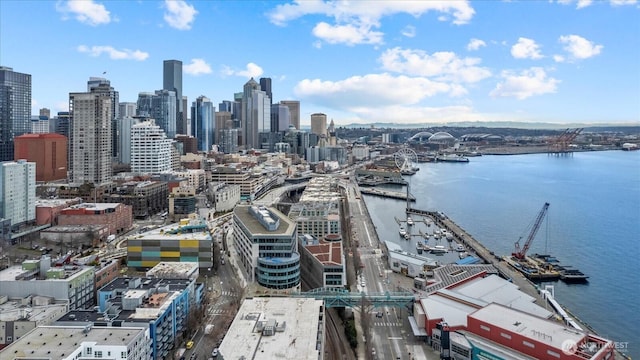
[163,60,184,135]
[191,96,215,152]
[0,66,31,161]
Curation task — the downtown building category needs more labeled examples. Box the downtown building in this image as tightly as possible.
[191,96,215,152]
[14,133,68,182]
[0,66,31,161]
[136,90,177,139]
[232,205,300,290]
[0,159,36,230]
[241,78,271,149]
[126,217,213,269]
[68,88,113,186]
[163,59,186,136]
[130,119,173,174]
[280,100,300,130]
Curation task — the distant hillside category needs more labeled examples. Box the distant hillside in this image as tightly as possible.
[337,121,640,131]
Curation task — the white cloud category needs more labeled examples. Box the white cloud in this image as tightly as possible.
[511,37,544,59]
[312,22,383,45]
[467,38,486,51]
[56,0,111,26]
[163,0,197,30]
[558,34,603,61]
[490,67,559,100]
[221,63,264,78]
[346,104,485,124]
[379,47,492,84]
[267,1,475,45]
[401,25,416,38]
[183,58,212,76]
[294,73,459,110]
[609,0,637,5]
[77,45,149,61]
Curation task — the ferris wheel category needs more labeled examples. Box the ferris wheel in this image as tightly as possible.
[394,148,418,173]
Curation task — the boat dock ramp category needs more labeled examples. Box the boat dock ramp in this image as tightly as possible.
[360,188,416,201]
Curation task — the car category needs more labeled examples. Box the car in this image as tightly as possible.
[211,348,219,357]
[186,340,194,349]
[376,311,383,318]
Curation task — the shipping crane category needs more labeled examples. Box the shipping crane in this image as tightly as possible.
[512,202,550,260]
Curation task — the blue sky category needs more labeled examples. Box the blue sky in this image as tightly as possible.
[1,0,638,126]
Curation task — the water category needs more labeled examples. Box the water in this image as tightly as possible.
[363,150,640,358]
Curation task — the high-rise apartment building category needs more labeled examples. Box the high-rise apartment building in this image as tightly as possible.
[14,133,67,182]
[280,100,300,130]
[0,66,31,161]
[242,78,271,149]
[130,119,173,174]
[117,116,142,164]
[0,159,36,228]
[136,90,177,138]
[310,113,328,137]
[68,90,112,186]
[163,60,185,135]
[191,96,215,152]
[215,111,232,147]
[87,77,119,159]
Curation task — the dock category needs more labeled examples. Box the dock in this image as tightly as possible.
[360,188,416,201]
[405,208,548,305]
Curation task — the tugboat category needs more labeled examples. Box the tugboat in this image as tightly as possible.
[406,216,414,226]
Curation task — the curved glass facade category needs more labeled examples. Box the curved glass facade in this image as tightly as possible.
[257,253,301,289]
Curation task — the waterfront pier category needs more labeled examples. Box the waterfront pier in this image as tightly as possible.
[360,188,416,201]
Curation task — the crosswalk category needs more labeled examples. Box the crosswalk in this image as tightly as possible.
[208,308,229,316]
[373,322,403,327]
[220,291,236,297]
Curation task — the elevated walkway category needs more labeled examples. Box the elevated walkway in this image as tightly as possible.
[292,287,416,309]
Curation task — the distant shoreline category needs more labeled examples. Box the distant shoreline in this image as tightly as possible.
[477,145,620,155]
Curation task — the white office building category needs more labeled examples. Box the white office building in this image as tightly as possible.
[130,120,173,174]
[0,159,36,228]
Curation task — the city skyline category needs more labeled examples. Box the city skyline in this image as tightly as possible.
[1,0,638,126]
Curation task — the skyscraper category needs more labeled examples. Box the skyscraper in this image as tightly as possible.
[118,102,137,118]
[310,113,328,138]
[280,100,300,130]
[87,77,119,159]
[271,103,291,132]
[259,77,272,105]
[242,78,270,149]
[68,89,112,186]
[0,66,31,161]
[163,60,184,135]
[136,90,177,138]
[191,96,215,152]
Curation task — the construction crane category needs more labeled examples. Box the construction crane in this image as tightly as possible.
[512,202,550,260]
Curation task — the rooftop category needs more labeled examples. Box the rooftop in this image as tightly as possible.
[219,298,323,360]
[146,262,199,279]
[98,277,192,293]
[304,239,344,267]
[63,202,123,211]
[0,302,68,323]
[469,303,586,350]
[234,205,295,236]
[0,326,145,359]
[133,219,211,241]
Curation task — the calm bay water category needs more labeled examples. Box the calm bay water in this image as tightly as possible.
[363,150,640,358]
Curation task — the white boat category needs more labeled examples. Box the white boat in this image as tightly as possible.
[455,244,465,252]
[399,227,406,236]
[406,217,414,226]
[430,245,448,254]
[459,251,468,259]
[436,153,470,163]
[404,233,411,240]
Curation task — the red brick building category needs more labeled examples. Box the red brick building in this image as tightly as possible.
[14,133,67,182]
[57,203,133,235]
[175,135,198,154]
